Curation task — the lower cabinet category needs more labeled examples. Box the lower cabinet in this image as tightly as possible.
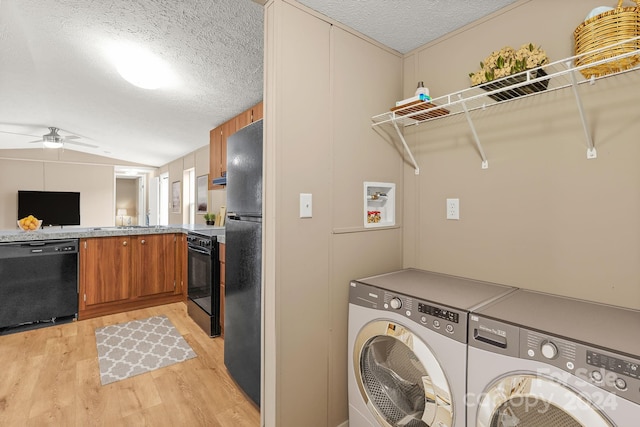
[132,234,177,297]
[79,233,186,320]
[219,242,226,337]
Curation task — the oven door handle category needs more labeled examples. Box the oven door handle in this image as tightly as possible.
[188,245,212,256]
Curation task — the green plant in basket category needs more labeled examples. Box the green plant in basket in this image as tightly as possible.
[469,43,549,86]
[204,212,216,223]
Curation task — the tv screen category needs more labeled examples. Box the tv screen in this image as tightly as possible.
[18,190,81,226]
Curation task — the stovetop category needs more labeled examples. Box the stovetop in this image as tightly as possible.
[186,226,224,238]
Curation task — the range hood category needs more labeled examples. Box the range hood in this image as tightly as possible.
[212,173,226,186]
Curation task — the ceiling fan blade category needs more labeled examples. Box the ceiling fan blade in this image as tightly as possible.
[65,139,99,148]
[0,129,41,138]
[64,135,80,139]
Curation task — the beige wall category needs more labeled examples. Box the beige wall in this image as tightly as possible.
[264,1,403,426]
[266,1,640,426]
[167,158,185,225]
[0,150,123,228]
[402,0,640,310]
[157,145,214,225]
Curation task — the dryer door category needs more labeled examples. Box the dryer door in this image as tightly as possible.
[477,374,614,427]
[353,320,453,427]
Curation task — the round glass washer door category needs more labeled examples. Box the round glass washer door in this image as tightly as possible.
[476,373,614,427]
[353,320,454,427]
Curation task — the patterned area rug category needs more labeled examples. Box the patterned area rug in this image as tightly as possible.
[95,315,196,385]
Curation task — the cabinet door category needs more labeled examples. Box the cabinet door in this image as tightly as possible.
[236,108,252,131]
[209,126,224,190]
[175,233,187,296]
[133,234,176,297]
[252,101,263,122]
[219,243,226,337]
[80,237,130,308]
[221,118,237,178]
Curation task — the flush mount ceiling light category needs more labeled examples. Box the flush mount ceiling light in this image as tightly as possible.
[107,42,176,90]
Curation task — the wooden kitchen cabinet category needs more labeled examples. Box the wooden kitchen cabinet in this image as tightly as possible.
[132,234,178,297]
[80,236,131,308]
[252,101,263,122]
[79,233,185,320]
[209,125,224,190]
[219,242,226,337]
[209,101,263,190]
[236,101,263,131]
[222,118,236,169]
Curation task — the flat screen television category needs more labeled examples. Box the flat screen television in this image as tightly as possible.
[18,190,81,227]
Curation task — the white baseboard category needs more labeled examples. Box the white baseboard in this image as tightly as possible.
[336,421,349,427]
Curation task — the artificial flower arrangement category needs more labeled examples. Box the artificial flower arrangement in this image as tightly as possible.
[469,43,549,86]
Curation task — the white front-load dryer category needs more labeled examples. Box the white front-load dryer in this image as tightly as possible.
[467,289,640,426]
[348,269,516,427]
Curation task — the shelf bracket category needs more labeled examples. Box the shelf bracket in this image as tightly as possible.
[567,61,597,159]
[458,94,489,169]
[391,119,420,175]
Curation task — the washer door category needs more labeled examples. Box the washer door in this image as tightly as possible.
[477,374,614,427]
[353,320,454,427]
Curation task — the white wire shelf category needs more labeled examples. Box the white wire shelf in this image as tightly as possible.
[372,37,640,173]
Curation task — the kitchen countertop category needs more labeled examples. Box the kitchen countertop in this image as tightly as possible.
[0,224,225,244]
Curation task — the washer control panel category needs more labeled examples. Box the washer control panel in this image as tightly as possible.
[522,329,640,405]
[348,280,467,343]
[381,290,467,343]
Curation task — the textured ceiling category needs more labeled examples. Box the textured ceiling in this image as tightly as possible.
[0,0,519,167]
[297,0,521,54]
[0,0,264,167]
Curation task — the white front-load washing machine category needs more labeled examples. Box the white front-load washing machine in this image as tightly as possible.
[467,289,640,426]
[348,268,516,427]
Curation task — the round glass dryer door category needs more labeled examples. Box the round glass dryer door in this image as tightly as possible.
[353,320,454,427]
[476,374,614,427]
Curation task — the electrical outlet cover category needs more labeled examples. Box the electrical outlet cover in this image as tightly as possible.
[446,198,459,220]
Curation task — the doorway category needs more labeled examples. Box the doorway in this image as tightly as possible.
[115,177,140,226]
[159,172,169,225]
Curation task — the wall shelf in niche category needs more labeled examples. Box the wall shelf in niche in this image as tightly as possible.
[364,182,395,228]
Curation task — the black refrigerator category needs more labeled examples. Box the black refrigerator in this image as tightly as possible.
[224,119,262,407]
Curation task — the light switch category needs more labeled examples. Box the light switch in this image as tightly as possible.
[300,193,312,218]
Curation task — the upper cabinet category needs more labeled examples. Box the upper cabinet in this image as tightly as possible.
[237,101,264,131]
[209,126,224,190]
[209,101,263,189]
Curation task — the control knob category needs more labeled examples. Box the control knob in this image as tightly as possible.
[389,297,402,310]
[541,341,558,359]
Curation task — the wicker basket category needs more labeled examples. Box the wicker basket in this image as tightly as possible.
[574,0,640,78]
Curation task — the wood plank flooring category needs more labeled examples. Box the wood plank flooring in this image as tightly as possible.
[0,302,260,427]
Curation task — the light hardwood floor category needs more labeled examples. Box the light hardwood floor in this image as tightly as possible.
[0,302,260,427]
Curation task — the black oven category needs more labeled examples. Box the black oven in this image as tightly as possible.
[186,231,220,337]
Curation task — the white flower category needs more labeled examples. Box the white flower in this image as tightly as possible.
[469,43,548,84]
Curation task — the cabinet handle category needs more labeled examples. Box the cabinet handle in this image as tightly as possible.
[141,239,146,244]
[123,241,128,246]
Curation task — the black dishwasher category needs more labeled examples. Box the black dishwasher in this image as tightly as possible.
[0,239,79,334]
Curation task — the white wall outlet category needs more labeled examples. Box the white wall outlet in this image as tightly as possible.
[300,193,312,218]
[446,198,459,220]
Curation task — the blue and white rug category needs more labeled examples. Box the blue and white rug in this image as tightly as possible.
[95,315,196,385]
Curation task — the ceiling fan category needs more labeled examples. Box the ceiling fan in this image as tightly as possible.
[0,124,100,149]
[28,127,99,149]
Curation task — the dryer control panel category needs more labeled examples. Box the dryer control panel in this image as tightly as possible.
[469,315,640,405]
[521,329,640,406]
